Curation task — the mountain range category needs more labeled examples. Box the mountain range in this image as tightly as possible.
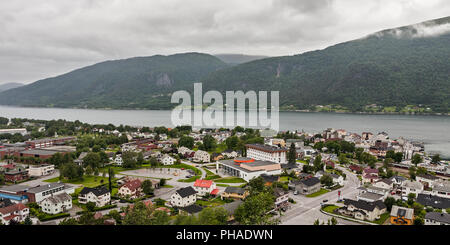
[0,16,449,113]
[0,83,23,92]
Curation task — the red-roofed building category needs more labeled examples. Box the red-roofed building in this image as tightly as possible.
[210,189,220,196]
[349,165,362,173]
[118,179,143,199]
[364,167,379,176]
[193,179,216,196]
[325,160,335,169]
[363,174,380,184]
[0,203,29,225]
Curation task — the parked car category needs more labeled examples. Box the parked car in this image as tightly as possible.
[293,190,299,195]
[322,199,328,203]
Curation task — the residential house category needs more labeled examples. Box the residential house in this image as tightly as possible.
[390,205,414,225]
[274,188,289,210]
[424,212,450,225]
[78,187,111,207]
[118,179,143,200]
[74,152,88,166]
[416,194,450,210]
[179,204,203,216]
[160,154,175,166]
[338,199,386,221]
[193,150,210,163]
[39,193,72,214]
[222,150,239,159]
[431,183,450,199]
[4,169,28,183]
[401,180,424,197]
[0,203,29,225]
[373,179,394,190]
[416,174,440,189]
[211,153,224,162]
[390,176,407,187]
[170,186,197,207]
[291,177,321,195]
[114,155,123,166]
[220,187,249,200]
[193,179,217,196]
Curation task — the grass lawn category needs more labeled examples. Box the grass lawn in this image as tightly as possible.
[306,188,330,198]
[45,176,115,188]
[296,160,308,164]
[216,184,230,187]
[279,176,295,183]
[161,185,174,188]
[322,205,340,213]
[371,212,390,225]
[214,177,246,183]
[178,175,201,183]
[196,197,227,208]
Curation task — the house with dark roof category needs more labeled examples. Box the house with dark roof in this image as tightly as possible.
[221,187,249,200]
[416,174,440,189]
[424,212,450,225]
[290,177,321,195]
[416,194,450,210]
[274,188,289,210]
[338,198,387,221]
[78,187,111,207]
[170,186,197,207]
[179,204,203,216]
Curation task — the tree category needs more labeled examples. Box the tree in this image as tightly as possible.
[59,217,79,225]
[141,180,154,195]
[197,207,229,225]
[313,219,320,225]
[288,143,296,164]
[338,154,349,165]
[202,135,217,151]
[159,178,166,187]
[122,151,138,168]
[234,192,278,225]
[108,167,115,197]
[86,202,96,212]
[122,201,154,225]
[413,217,424,225]
[411,154,423,166]
[313,155,323,172]
[178,136,195,149]
[23,216,33,225]
[394,152,404,163]
[225,136,239,150]
[248,177,266,195]
[384,197,396,211]
[320,175,334,187]
[431,154,441,164]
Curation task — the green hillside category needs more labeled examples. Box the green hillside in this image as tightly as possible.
[0,53,228,109]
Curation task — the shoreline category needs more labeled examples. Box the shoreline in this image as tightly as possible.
[1,105,449,117]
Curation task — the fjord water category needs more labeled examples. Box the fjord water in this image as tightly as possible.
[0,106,449,158]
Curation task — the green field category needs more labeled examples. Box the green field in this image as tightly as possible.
[45,176,115,188]
[214,177,246,183]
[306,188,330,198]
[322,205,340,213]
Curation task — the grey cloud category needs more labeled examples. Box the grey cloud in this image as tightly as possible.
[0,0,449,84]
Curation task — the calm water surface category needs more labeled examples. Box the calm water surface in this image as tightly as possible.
[0,106,449,158]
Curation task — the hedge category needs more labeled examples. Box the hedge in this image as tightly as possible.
[38,212,70,222]
[76,204,118,215]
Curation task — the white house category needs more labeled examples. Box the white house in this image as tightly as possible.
[330,173,345,186]
[178,147,193,155]
[171,186,197,207]
[161,154,176,166]
[425,212,450,225]
[78,187,111,207]
[193,179,217,196]
[401,180,424,197]
[0,203,29,225]
[114,155,123,166]
[373,179,394,190]
[431,183,450,199]
[416,174,440,189]
[28,164,55,177]
[118,179,143,200]
[39,193,72,214]
[193,150,210,163]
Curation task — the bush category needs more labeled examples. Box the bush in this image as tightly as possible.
[38,212,70,222]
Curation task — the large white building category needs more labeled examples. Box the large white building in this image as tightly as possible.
[161,154,176,165]
[0,128,27,136]
[39,193,72,214]
[216,157,282,182]
[28,164,55,177]
[78,187,111,207]
[245,144,287,164]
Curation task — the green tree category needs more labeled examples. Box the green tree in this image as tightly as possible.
[411,154,423,166]
[234,192,278,225]
[141,180,154,195]
[202,135,217,151]
[431,154,441,164]
[320,175,334,187]
[384,197,396,211]
[288,143,296,164]
[179,136,195,149]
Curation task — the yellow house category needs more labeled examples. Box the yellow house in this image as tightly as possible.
[390,205,414,225]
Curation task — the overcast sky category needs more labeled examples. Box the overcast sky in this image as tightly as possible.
[0,0,449,84]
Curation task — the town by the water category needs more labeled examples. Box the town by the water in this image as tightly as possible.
[0,117,449,226]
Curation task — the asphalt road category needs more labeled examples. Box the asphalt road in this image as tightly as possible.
[280,166,362,225]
